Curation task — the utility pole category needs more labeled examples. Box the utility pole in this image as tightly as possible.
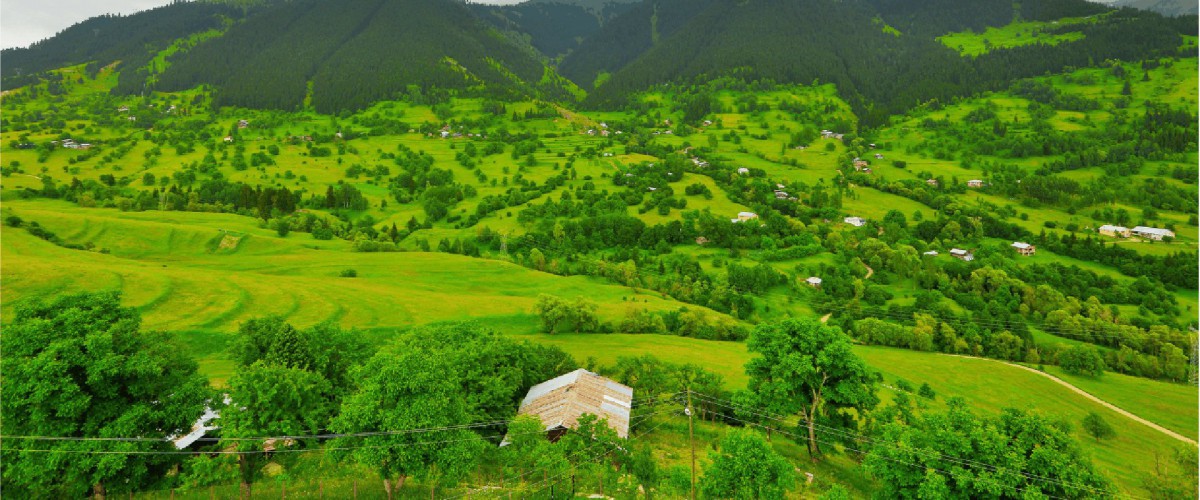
[687,389,696,500]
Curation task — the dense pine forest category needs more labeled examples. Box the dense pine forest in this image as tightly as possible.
[1,0,1198,498]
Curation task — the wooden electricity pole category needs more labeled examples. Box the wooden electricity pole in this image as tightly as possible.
[687,389,696,500]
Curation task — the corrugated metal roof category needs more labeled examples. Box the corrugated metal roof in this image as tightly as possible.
[513,369,634,439]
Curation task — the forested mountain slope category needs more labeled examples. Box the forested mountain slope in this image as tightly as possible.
[154,0,569,112]
[469,1,637,60]
[0,2,240,89]
[866,0,1107,37]
[556,0,720,88]
[565,0,1193,126]
[1113,0,1198,17]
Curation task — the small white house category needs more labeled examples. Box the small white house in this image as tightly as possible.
[733,211,758,223]
[923,250,939,256]
[806,277,822,287]
[1098,225,1131,238]
[1011,242,1036,256]
[967,179,984,188]
[844,216,866,227]
[737,167,750,175]
[1131,226,1175,240]
[950,248,974,261]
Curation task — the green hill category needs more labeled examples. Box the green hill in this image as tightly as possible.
[562,0,1192,126]
[153,0,572,113]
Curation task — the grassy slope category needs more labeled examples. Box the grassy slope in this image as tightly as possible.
[0,199,729,384]
[937,16,1098,56]
[532,333,1193,497]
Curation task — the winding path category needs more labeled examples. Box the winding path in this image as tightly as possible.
[951,355,1196,446]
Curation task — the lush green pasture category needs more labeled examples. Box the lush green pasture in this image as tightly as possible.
[937,16,1099,56]
[1041,366,1198,440]
[531,333,1193,497]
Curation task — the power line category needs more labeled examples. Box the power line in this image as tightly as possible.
[688,391,1134,500]
[2,392,686,444]
[3,396,683,454]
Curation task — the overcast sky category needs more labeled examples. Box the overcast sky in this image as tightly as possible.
[1,0,178,49]
[0,0,538,50]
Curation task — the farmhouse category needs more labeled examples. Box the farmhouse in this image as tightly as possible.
[923,250,939,256]
[737,167,750,175]
[237,119,249,129]
[967,179,984,188]
[806,277,822,287]
[774,190,789,199]
[926,178,939,186]
[1011,242,1036,256]
[844,216,866,227]
[874,153,884,160]
[734,211,759,223]
[1098,225,1131,238]
[510,369,633,442]
[950,248,974,261]
[1131,226,1175,240]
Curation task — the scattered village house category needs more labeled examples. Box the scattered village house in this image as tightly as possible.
[1131,226,1175,241]
[1011,242,1036,256]
[506,369,633,443]
[967,179,984,188]
[844,216,865,227]
[923,250,939,256]
[733,211,759,223]
[737,167,750,175]
[806,276,822,287]
[950,248,974,261]
[1098,224,1131,238]
[925,178,939,186]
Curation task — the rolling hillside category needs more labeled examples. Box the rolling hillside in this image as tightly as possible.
[154,0,573,112]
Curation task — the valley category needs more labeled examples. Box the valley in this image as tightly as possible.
[1,0,1196,498]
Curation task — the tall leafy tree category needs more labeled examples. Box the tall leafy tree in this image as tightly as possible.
[221,362,333,497]
[396,322,576,423]
[1,292,210,498]
[864,398,1115,499]
[744,318,878,458]
[330,346,485,499]
[699,429,795,500]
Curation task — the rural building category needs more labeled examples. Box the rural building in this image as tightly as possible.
[926,178,939,186]
[695,236,710,245]
[170,396,230,450]
[774,190,789,199]
[806,276,822,287]
[853,159,869,170]
[923,250,939,256]
[874,153,884,160]
[950,248,974,261]
[1011,242,1036,256]
[733,211,759,223]
[1098,225,1131,238]
[237,119,249,128]
[967,179,984,188]
[844,216,866,227]
[512,369,633,441]
[1131,226,1175,241]
[737,167,750,175]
